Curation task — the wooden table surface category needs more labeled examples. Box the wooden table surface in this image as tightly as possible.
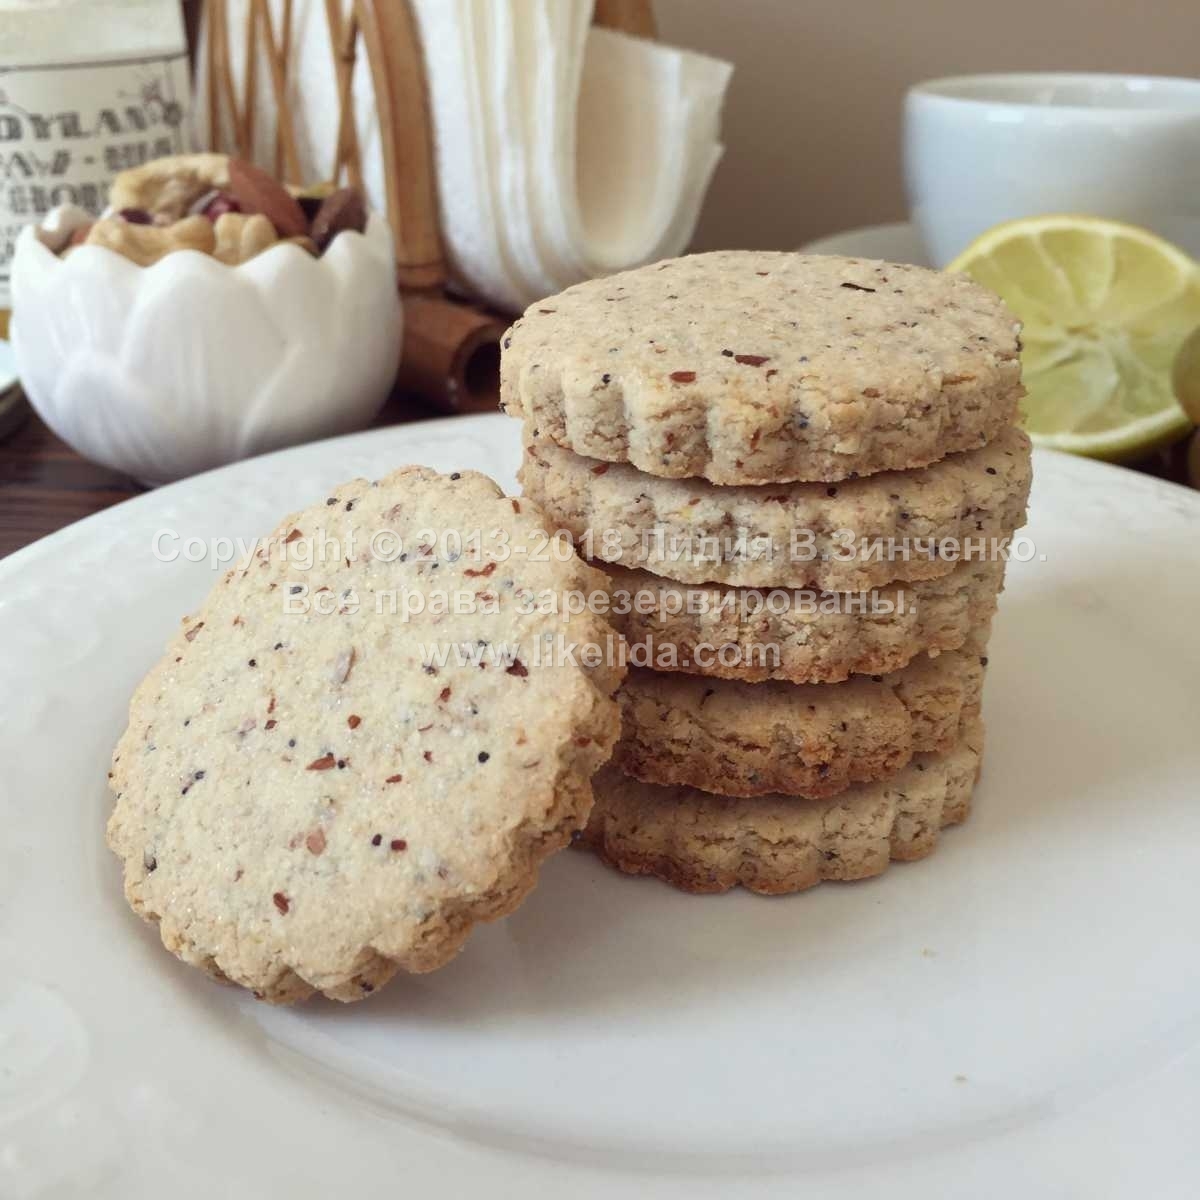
[0,408,141,559]
[0,393,435,560]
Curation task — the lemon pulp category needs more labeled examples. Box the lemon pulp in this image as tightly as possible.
[947,214,1200,459]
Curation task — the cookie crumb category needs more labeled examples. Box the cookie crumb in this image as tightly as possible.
[332,648,356,684]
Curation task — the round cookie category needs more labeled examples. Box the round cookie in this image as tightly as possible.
[599,558,1005,684]
[580,718,985,895]
[107,468,625,1004]
[501,252,1023,484]
[520,422,1032,592]
[614,630,988,800]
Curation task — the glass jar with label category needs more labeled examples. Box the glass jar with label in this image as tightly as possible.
[0,0,194,337]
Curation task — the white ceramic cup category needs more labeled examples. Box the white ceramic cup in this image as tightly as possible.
[904,73,1200,267]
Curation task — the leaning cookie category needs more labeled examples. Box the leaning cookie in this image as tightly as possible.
[520,423,1032,592]
[107,468,625,1004]
[501,252,1022,484]
[581,718,985,895]
[614,630,987,799]
[600,558,1004,684]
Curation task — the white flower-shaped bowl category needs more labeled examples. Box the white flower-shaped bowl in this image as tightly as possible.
[11,212,402,485]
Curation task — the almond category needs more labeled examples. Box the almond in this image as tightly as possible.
[227,158,309,239]
[309,187,367,252]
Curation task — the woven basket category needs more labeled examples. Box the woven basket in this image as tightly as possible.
[200,0,657,410]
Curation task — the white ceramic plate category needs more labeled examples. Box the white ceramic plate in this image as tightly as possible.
[800,221,930,266]
[3,414,1200,1199]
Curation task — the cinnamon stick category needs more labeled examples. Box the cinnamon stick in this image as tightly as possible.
[397,293,506,414]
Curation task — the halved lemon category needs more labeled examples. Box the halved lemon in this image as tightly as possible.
[947,214,1200,459]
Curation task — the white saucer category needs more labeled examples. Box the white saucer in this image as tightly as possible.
[3,414,1199,1198]
[801,221,931,266]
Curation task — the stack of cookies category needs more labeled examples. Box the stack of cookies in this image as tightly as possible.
[503,251,1033,894]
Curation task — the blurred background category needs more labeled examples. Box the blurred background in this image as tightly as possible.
[660,0,1200,249]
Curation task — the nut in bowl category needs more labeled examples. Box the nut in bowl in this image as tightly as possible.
[10,154,402,486]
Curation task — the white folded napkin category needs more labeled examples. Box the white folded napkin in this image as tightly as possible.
[200,0,731,312]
